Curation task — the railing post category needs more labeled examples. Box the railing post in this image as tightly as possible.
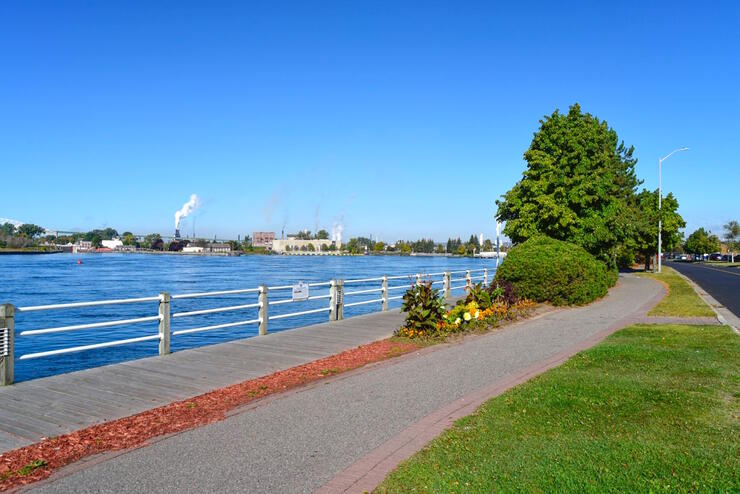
[381,275,388,311]
[336,279,344,320]
[158,292,170,355]
[443,272,451,299]
[259,285,268,335]
[415,273,421,286]
[465,270,472,291]
[1,304,14,386]
[329,280,338,321]
[483,268,488,287]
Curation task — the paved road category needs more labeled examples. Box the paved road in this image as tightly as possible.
[31,275,662,493]
[668,262,740,317]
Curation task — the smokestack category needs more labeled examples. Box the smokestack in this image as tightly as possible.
[174,194,201,230]
[175,229,181,239]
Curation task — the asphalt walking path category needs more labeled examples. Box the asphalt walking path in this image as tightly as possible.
[30,274,672,493]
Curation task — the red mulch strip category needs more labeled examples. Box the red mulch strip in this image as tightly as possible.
[0,339,419,491]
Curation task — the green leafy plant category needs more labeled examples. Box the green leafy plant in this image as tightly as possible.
[487,279,519,305]
[465,282,492,309]
[400,281,446,334]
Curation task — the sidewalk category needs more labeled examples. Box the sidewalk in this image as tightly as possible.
[31,274,666,493]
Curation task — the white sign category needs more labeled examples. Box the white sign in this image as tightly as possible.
[292,282,309,301]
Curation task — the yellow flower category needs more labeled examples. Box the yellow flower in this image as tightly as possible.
[463,312,471,322]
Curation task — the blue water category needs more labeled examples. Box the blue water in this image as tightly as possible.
[1,253,498,382]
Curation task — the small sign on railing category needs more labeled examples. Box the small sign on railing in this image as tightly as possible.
[292,282,309,301]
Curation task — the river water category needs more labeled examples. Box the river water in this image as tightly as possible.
[1,253,498,382]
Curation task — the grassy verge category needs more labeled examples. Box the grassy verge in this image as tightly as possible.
[637,266,715,317]
[700,261,740,268]
[376,324,739,493]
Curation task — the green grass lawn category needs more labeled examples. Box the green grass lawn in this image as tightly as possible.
[701,261,740,268]
[638,267,715,317]
[376,324,739,493]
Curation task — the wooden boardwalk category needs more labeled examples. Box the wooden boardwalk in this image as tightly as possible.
[0,309,406,454]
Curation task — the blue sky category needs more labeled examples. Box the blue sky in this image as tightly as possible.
[1,1,738,242]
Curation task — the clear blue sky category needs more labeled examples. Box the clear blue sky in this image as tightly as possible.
[1,1,738,242]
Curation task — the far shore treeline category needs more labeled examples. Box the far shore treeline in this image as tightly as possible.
[0,222,504,257]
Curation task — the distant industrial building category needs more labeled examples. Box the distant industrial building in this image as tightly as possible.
[72,240,93,253]
[252,231,275,248]
[208,243,232,253]
[271,235,335,253]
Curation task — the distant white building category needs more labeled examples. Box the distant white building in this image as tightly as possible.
[208,243,232,253]
[271,238,334,253]
[73,240,93,253]
[183,246,204,253]
[101,238,124,250]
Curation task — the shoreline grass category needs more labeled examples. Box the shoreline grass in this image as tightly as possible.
[637,266,715,317]
[376,324,739,493]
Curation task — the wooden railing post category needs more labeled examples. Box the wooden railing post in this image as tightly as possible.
[1,304,15,386]
[443,272,451,299]
[336,279,344,320]
[329,280,338,321]
[381,275,388,311]
[158,292,170,355]
[258,285,268,335]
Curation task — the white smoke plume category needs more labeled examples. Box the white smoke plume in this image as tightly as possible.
[174,194,201,229]
[314,204,321,234]
[331,222,343,249]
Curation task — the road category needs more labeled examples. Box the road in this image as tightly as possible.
[30,275,663,493]
[669,262,740,317]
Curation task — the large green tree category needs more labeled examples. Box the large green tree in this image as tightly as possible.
[17,223,46,238]
[627,189,685,270]
[496,104,641,262]
[121,232,138,246]
[684,228,721,255]
[0,222,16,236]
[724,220,740,262]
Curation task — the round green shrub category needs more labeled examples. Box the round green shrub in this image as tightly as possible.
[495,235,616,306]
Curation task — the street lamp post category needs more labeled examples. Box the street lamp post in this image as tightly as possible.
[658,147,689,273]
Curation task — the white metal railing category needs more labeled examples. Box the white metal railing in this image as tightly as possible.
[1,266,493,385]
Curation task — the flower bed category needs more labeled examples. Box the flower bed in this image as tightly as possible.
[396,281,536,339]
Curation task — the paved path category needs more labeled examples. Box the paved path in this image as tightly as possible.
[0,309,406,454]
[31,274,667,493]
